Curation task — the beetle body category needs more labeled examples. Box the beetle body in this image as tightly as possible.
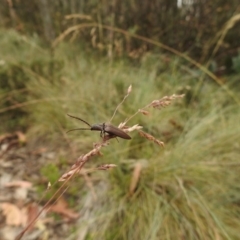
[67,114,131,140]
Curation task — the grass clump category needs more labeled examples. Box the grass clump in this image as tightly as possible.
[84,103,240,240]
[1,29,240,240]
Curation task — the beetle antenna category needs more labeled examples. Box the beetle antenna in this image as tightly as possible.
[67,114,92,127]
[66,128,91,133]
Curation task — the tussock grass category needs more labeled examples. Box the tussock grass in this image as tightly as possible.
[1,30,240,239]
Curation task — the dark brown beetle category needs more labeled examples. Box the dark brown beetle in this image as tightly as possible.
[66,114,131,140]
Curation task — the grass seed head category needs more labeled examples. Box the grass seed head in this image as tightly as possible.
[139,130,164,147]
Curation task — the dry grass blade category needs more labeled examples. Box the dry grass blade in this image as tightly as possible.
[212,13,240,57]
[129,162,142,195]
[139,130,164,147]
